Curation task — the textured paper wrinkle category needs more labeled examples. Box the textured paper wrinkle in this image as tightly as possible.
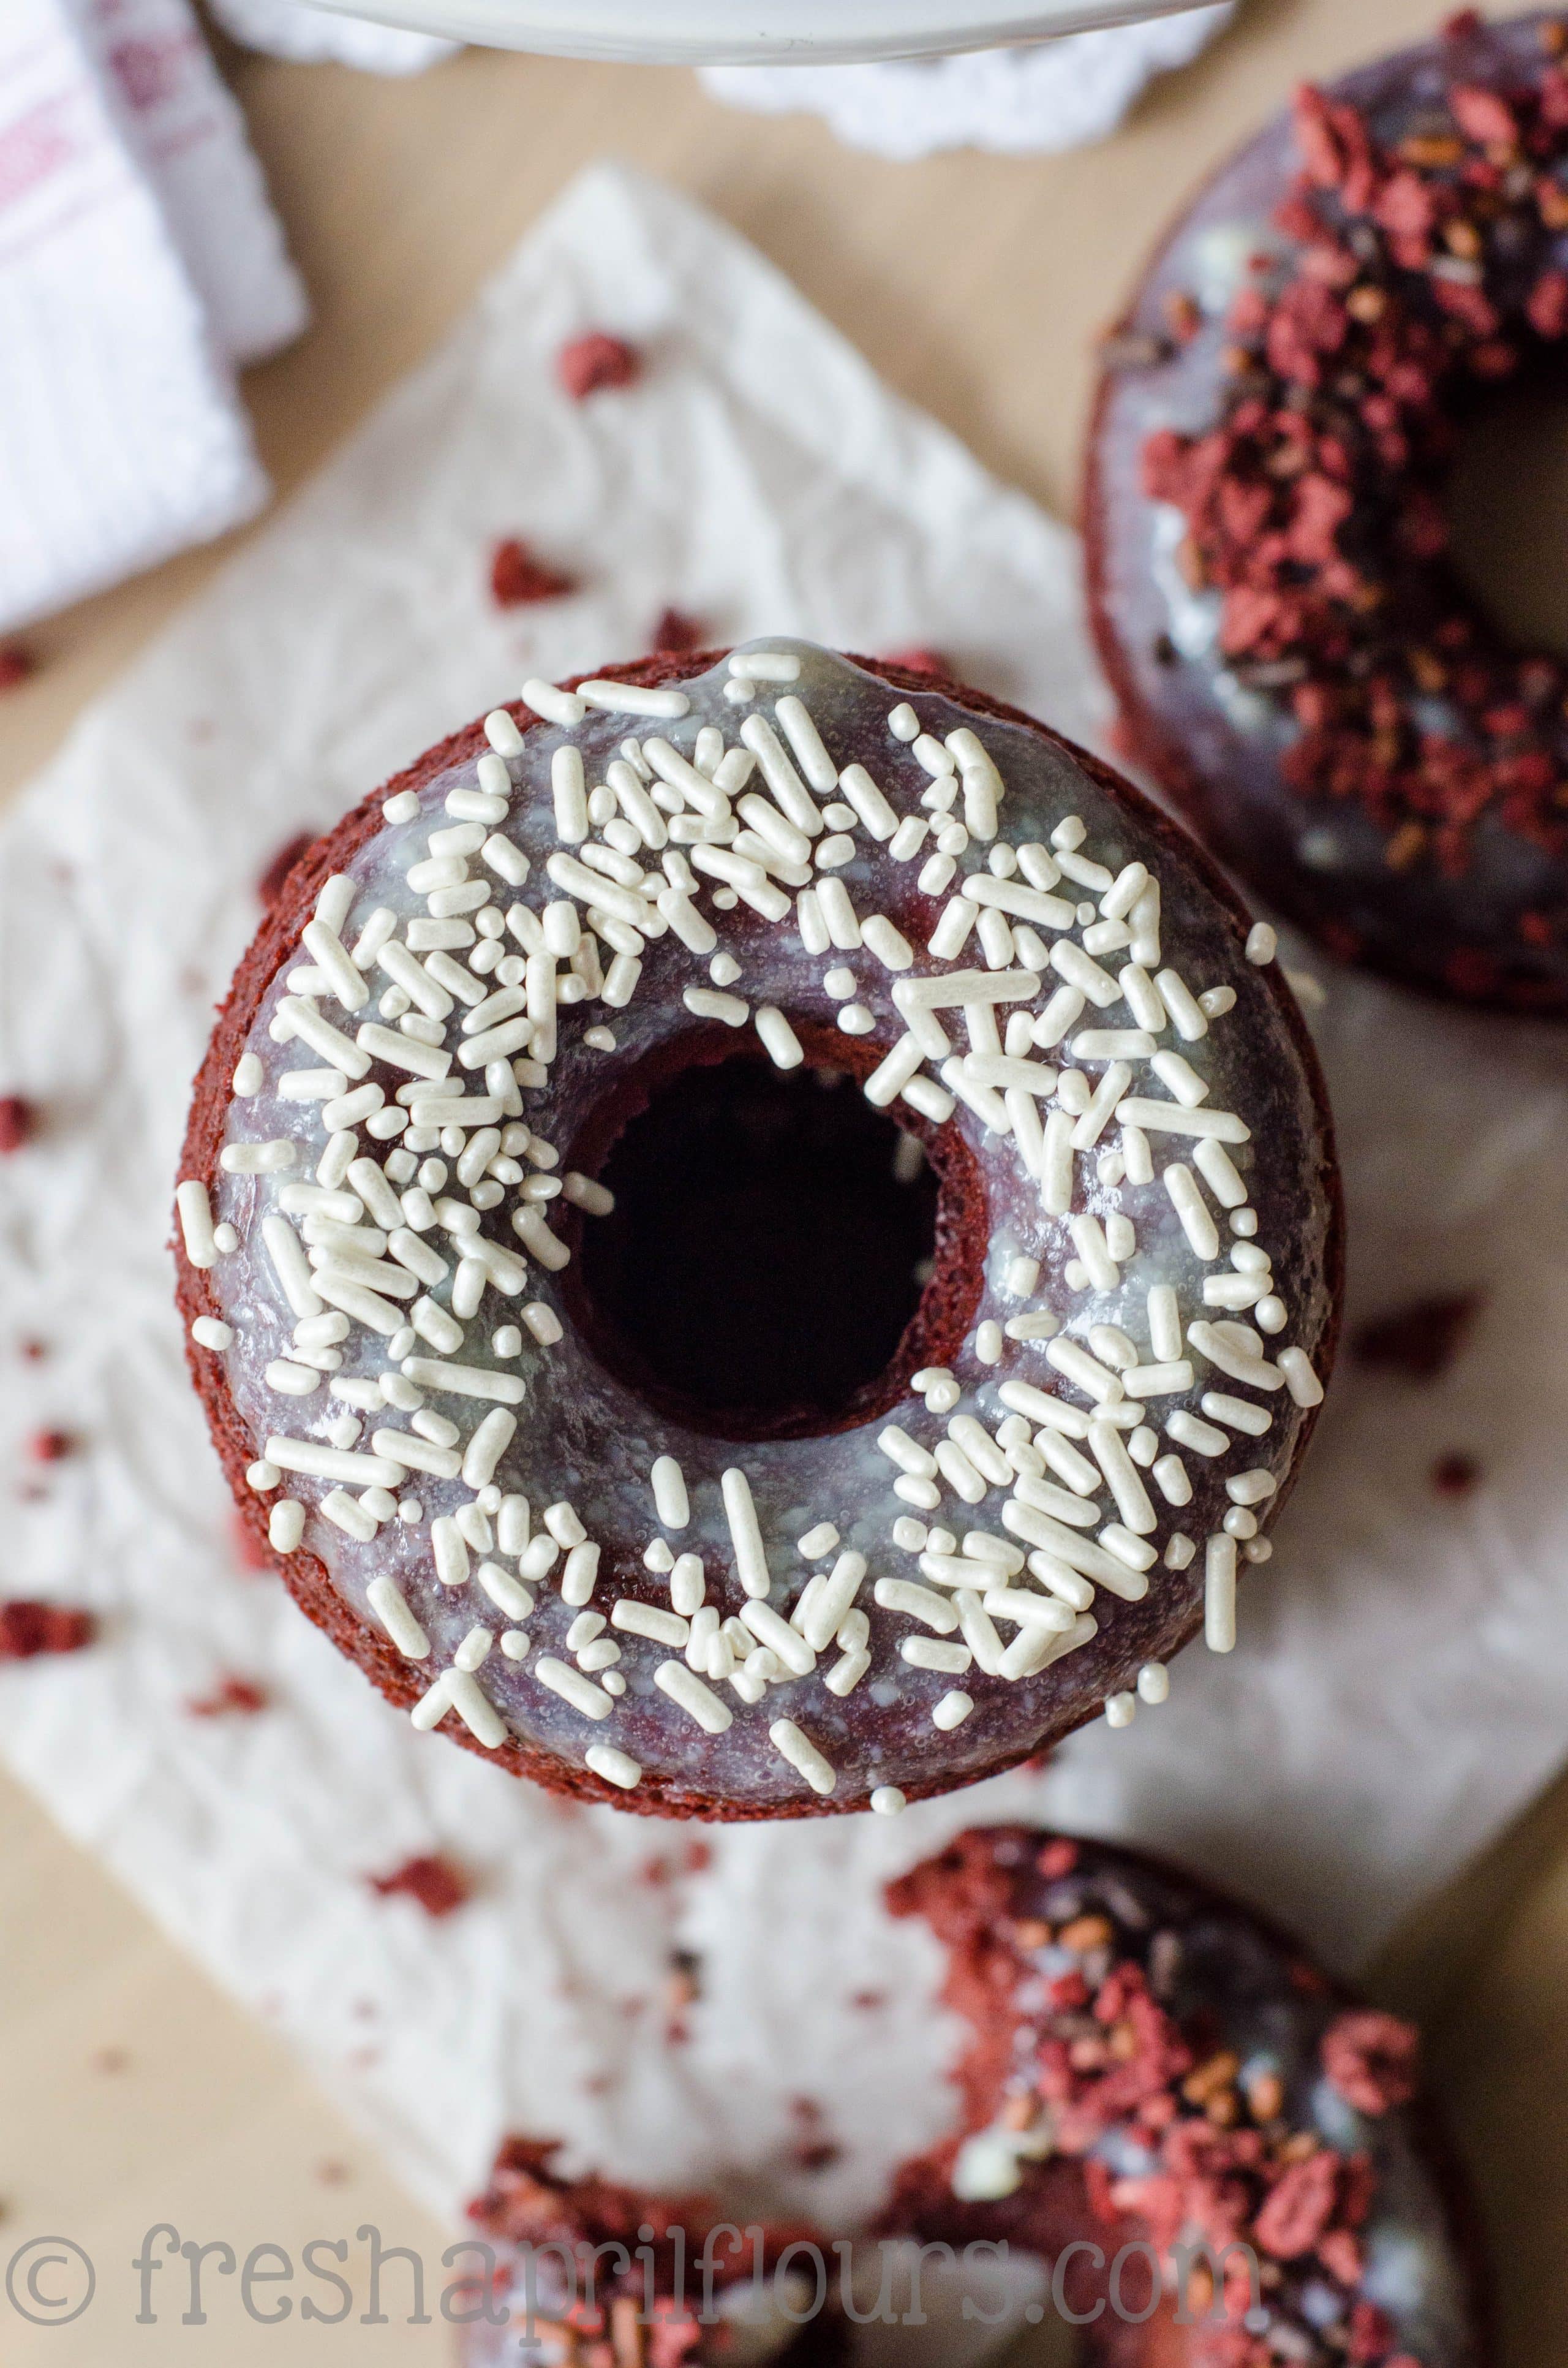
[1,162,1566,2232]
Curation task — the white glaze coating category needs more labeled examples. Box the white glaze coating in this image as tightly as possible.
[191,642,1335,1812]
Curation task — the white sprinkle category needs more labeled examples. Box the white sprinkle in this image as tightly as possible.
[836,762,898,839]
[268,1499,304,1552]
[870,1785,907,1815]
[774,694,838,790]
[586,1743,642,1790]
[1245,922,1278,966]
[720,1467,771,1599]
[367,1575,430,1659]
[728,648,801,683]
[1278,1347,1325,1407]
[579,679,692,719]
[521,1301,564,1346]
[1166,1410,1228,1458]
[535,1655,614,1719]
[190,1315,233,1352]
[1164,1163,1221,1260]
[1187,1322,1283,1391]
[769,1718,837,1795]
[1205,1534,1238,1651]
[613,1598,690,1648]
[739,1597,815,1677]
[477,1560,533,1621]
[522,678,587,728]
[383,790,420,825]
[1044,1336,1124,1405]
[1150,1050,1210,1108]
[655,1658,733,1733]
[755,1005,804,1069]
[864,1034,925,1108]
[933,1689,975,1730]
[1150,967,1207,1041]
[652,1455,689,1529]
[246,1459,280,1491]
[443,1669,506,1748]
[878,1424,938,1480]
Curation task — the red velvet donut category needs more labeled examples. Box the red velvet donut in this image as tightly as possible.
[1087,10,1568,1012]
[458,1831,1485,2368]
[175,641,1340,1819]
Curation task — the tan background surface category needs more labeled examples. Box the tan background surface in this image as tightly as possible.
[3,2,1567,2358]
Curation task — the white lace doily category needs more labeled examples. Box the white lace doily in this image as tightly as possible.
[700,13,1232,162]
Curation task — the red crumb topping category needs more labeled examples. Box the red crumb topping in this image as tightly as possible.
[650,607,705,652]
[891,1833,1436,2368]
[1136,23,1568,937]
[1322,2007,1422,2114]
[0,1600,95,1658]
[256,832,315,911]
[27,1428,73,1462]
[1352,1291,1482,1379]
[0,644,34,690]
[0,1095,35,1153]
[557,332,640,399]
[187,1675,269,1717]
[369,1853,471,1916]
[490,539,576,608]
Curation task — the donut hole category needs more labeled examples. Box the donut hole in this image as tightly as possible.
[567,1029,984,1441]
[1444,372,1568,658]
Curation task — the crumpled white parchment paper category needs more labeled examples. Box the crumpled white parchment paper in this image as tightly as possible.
[2,162,1565,2228]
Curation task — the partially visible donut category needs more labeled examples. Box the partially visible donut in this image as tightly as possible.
[458,1831,1485,2367]
[1087,11,1568,1012]
[175,639,1340,1819]
[884,1828,1485,2368]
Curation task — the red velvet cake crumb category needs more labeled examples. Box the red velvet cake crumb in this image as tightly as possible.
[256,832,315,912]
[0,1096,35,1153]
[1352,1293,1482,1380]
[0,1600,95,1658]
[650,607,704,651]
[369,1853,471,1917]
[0,644,34,691]
[187,1676,268,1717]
[1431,1448,1480,1496]
[556,331,639,399]
[878,645,951,678]
[26,1428,73,1462]
[490,539,576,608]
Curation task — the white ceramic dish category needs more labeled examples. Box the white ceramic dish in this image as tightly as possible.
[307,0,1212,64]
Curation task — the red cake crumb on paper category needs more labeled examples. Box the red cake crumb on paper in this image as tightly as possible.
[27,1428,73,1463]
[0,1600,96,1659]
[650,607,704,653]
[0,644,34,691]
[369,1853,471,1918]
[881,646,952,679]
[1322,2008,1420,2114]
[489,539,576,608]
[187,1676,268,1718]
[230,1510,270,1572]
[1352,1293,1482,1380]
[557,331,639,399]
[256,832,315,911]
[1431,1449,1480,1496]
[0,1097,36,1154]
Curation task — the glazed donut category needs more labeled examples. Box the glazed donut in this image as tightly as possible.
[884,1827,1486,2367]
[461,2139,846,2367]
[1087,10,1568,1012]
[175,640,1340,1820]
[459,1831,1483,2367]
